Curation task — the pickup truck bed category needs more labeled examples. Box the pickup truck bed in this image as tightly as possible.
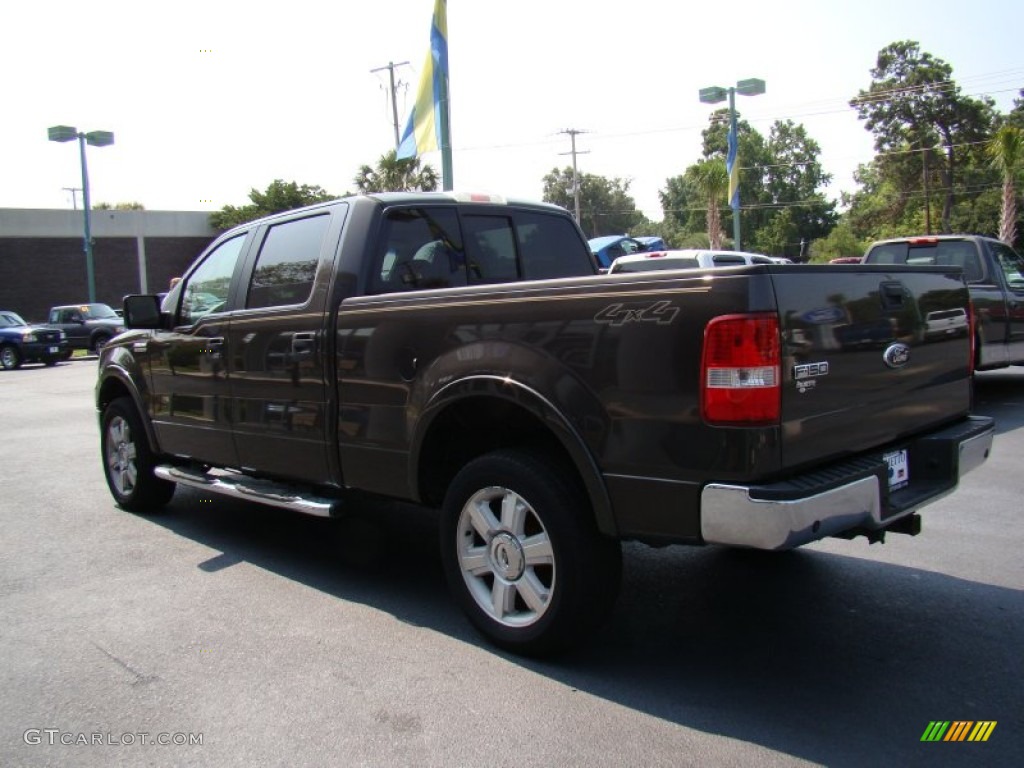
[96,193,994,654]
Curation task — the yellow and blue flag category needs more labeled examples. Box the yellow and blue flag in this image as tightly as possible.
[727,122,739,210]
[396,0,449,162]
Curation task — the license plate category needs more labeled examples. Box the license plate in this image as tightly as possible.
[48,346,59,353]
[885,449,909,491]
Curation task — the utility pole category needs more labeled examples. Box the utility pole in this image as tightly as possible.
[371,60,411,150]
[62,186,82,210]
[558,129,589,223]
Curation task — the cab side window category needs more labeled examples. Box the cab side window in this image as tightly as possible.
[246,214,330,309]
[179,235,246,326]
[371,208,465,293]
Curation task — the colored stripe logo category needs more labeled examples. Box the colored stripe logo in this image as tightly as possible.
[921,721,997,742]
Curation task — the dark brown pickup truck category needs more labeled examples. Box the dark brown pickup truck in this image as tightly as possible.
[863,235,1024,372]
[96,192,994,654]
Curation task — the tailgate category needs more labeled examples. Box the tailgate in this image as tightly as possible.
[774,265,972,470]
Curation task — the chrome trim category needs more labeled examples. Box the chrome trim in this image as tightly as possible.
[702,476,882,551]
[958,427,994,476]
[701,423,995,551]
[154,465,338,518]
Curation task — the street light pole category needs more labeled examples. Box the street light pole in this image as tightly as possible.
[726,86,740,249]
[48,125,115,304]
[77,133,96,303]
[699,78,766,252]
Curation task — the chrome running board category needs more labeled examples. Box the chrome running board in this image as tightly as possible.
[154,464,339,518]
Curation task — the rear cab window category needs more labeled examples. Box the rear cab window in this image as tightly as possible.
[369,206,594,294]
[867,240,984,282]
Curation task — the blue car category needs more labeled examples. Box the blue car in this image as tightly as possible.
[0,310,68,370]
[588,235,667,269]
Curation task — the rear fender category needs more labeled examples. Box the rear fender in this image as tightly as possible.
[410,374,617,537]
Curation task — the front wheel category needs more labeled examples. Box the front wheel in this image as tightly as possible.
[0,344,22,370]
[440,450,622,656]
[101,397,175,512]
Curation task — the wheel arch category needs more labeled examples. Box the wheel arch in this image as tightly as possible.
[410,375,617,537]
[96,366,161,455]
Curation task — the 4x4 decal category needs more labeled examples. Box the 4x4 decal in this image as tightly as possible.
[594,300,679,327]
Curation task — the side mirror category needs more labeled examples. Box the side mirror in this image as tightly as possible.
[123,295,163,329]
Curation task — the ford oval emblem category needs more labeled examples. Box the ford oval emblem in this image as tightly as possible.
[883,343,911,369]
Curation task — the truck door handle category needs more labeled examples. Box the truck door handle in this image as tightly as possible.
[206,337,224,357]
[291,332,316,359]
[879,281,905,310]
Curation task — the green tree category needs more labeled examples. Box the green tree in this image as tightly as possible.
[700,109,770,243]
[808,219,869,263]
[661,114,834,256]
[760,120,837,250]
[541,168,643,238]
[988,125,1024,245]
[1007,89,1024,130]
[850,40,996,234]
[353,150,439,193]
[689,159,728,249]
[210,179,335,230]
[753,207,799,257]
[658,173,703,234]
[94,201,145,210]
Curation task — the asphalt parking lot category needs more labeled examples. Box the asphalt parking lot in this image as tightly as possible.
[1,359,1021,767]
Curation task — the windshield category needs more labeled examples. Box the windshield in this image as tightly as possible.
[82,304,119,319]
[0,312,28,328]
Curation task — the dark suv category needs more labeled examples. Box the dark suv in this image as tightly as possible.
[47,303,126,355]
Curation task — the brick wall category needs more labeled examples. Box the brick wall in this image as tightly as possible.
[0,235,213,322]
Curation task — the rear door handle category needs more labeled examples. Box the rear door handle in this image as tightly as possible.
[291,332,316,359]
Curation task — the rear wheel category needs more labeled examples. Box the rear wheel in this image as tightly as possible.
[101,397,175,511]
[0,344,22,370]
[440,450,621,656]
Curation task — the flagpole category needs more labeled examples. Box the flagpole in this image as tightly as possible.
[439,6,452,190]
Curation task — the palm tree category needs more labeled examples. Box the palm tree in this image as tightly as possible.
[691,159,729,249]
[988,125,1024,246]
[353,150,439,193]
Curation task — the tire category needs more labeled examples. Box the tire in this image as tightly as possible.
[43,357,58,367]
[90,334,111,354]
[60,349,74,361]
[100,396,175,512]
[440,450,622,656]
[0,344,22,370]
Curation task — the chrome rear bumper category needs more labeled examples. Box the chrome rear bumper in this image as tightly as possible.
[700,416,995,551]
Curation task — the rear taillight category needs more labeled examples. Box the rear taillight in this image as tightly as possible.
[701,313,781,425]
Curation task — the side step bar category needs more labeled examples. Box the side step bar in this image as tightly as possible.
[154,465,340,518]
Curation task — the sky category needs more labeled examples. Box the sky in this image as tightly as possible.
[2,0,1022,223]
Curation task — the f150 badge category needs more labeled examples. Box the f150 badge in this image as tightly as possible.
[594,300,679,327]
[793,361,829,393]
